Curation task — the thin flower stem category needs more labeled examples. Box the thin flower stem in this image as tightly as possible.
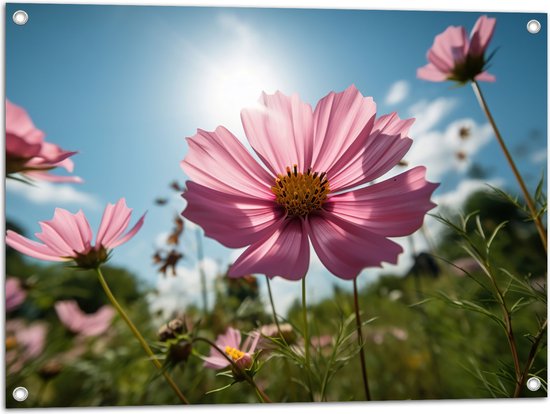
[483,264,522,390]
[34,379,48,407]
[193,337,272,403]
[514,318,547,397]
[353,278,371,401]
[265,276,282,336]
[301,277,315,401]
[195,229,208,315]
[302,277,310,373]
[471,80,547,252]
[95,267,189,404]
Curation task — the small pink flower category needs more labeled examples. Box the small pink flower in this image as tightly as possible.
[182,85,438,280]
[204,327,260,370]
[6,319,47,374]
[417,15,496,83]
[55,300,115,337]
[5,277,27,312]
[5,99,82,183]
[5,198,146,268]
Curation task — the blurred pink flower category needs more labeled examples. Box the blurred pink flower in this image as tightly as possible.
[6,277,27,312]
[55,300,115,337]
[311,335,332,348]
[6,319,47,373]
[204,327,260,370]
[5,198,146,268]
[182,85,438,280]
[450,257,482,276]
[417,15,496,83]
[5,99,82,183]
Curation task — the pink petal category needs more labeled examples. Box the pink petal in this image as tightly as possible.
[474,71,496,82]
[327,112,413,192]
[428,26,469,72]
[73,210,93,249]
[5,134,42,159]
[37,209,89,254]
[55,301,83,332]
[17,323,46,358]
[306,213,404,280]
[182,126,274,199]
[6,278,27,312]
[182,182,283,248]
[204,327,242,369]
[96,199,132,248]
[80,306,115,336]
[311,85,376,177]
[6,230,65,261]
[326,167,438,237]
[108,211,146,249]
[29,142,77,166]
[241,91,314,175]
[228,219,310,280]
[244,332,261,354]
[24,171,83,183]
[469,15,496,57]
[417,63,449,82]
[5,100,45,145]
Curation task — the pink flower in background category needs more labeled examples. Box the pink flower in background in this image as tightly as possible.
[55,300,115,337]
[6,319,47,373]
[6,277,27,312]
[417,15,496,83]
[5,99,82,183]
[204,327,260,370]
[182,85,438,280]
[5,198,146,269]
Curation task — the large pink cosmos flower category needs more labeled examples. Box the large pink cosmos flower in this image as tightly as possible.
[417,15,496,83]
[182,85,438,280]
[204,327,260,371]
[55,300,115,337]
[5,99,82,183]
[5,198,145,268]
[6,277,27,312]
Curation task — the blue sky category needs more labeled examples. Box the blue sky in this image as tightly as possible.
[5,4,547,315]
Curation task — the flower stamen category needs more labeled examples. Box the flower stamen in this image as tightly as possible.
[225,345,246,361]
[271,164,330,217]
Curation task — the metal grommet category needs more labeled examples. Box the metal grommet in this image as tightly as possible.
[13,10,29,25]
[527,19,541,34]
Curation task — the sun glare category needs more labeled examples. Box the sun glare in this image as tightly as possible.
[199,52,284,132]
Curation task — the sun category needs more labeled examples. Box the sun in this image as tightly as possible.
[198,51,285,133]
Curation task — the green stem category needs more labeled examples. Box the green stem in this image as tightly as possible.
[301,276,315,401]
[302,277,310,371]
[514,318,547,397]
[195,229,208,315]
[34,380,48,407]
[95,267,189,404]
[471,80,547,252]
[265,276,282,336]
[353,278,371,401]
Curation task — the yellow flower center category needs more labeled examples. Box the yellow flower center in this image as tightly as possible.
[6,335,17,350]
[271,165,330,217]
[225,346,245,361]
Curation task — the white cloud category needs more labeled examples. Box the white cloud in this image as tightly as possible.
[404,118,493,182]
[408,97,457,137]
[6,180,101,210]
[149,257,220,319]
[433,178,503,209]
[384,80,410,105]
[530,151,547,165]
